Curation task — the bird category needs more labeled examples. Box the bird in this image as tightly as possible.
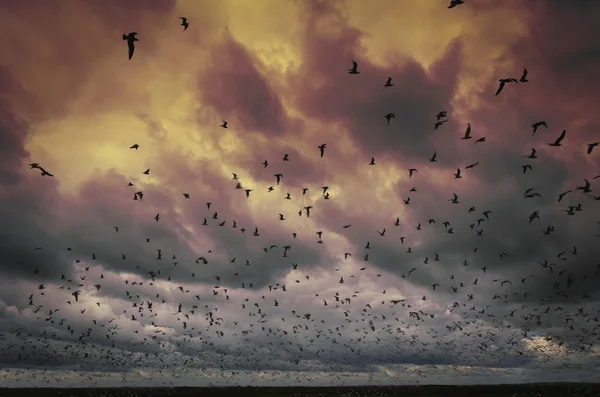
[448,0,464,8]
[318,144,327,158]
[122,32,138,60]
[385,113,395,126]
[461,123,472,140]
[179,17,189,31]
[39,167,54,177]
[531,121,547,135]
[453,168,462,179]
[587,142,600,154]
[130,144,139,150]
[519,68,529,83]
[382,77,393,89]
[495,78,519,96]
[347,60,359,74]
[524,148,537,159]
[369,157,375,165]
[220,120,228,128]
[548,129,566,147]
[429,151,437,162]
[434,120,447,130]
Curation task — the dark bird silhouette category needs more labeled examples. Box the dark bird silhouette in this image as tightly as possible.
[318,144,327,158]
[122,32,138,60]
[587,142,600,154]
[495,78,518,96]
[531,121,547,135]
[179,17,189,31]
[382,77,393,89]
[347,60,359,74]
[448,0,464,8]
[220,120,228,128]
[385,113,395,126]
[548,129,566,147]
[519,68,528,82]
[461,123,472,140]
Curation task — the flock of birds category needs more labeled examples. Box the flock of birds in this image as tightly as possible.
[3,0,600,391]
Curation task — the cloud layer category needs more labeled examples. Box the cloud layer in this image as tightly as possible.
[1,0,599,388]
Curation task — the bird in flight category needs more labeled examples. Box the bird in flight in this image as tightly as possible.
[382,77,393,89]
[130,144,139,150]
[461,123,472,140]
[495,78,518,96]
[347,60,360,74]
[531,121,547,135]
[385,113,396,126]
[122,32,138,60]
[548,129,566,147]
[448,0,464,8]
[318,144,327,158]
[434,120,447,130]
[180,17,189,31]
[519,68,529,83]
[220,120,228,128]
[587,142,599,154]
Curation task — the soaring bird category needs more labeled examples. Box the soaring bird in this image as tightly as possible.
[448,0,464,8]
[385,113,395,126]
[318,144,327,158]
[383,77,393,88]
[130,144,139,150]
[180,17,189,31]
[587,142,600,154]
[347,60,360,74]
[122,32,138,60]
[495,78,518,96]
[461,123,472,140]
[531,121,547,135]
[548,129,566,147]
[220,120,228,128]
[519,68,529,82]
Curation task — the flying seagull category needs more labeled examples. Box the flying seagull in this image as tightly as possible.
[495,78,518,96]
[547,129,566,147]
[347,60,359,74]
[448,0,464,8]
[122,32,138,60]
[519,68,529,82]
[382,77,393,89]
[531,121,547,135]
[587,142,600,154]
[180,17,189,31]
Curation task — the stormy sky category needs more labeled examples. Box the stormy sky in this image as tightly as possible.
[1,0,600,388]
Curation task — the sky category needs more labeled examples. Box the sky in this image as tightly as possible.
[1,0,600,389]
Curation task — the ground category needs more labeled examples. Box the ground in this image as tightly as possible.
[1,384,600,397]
